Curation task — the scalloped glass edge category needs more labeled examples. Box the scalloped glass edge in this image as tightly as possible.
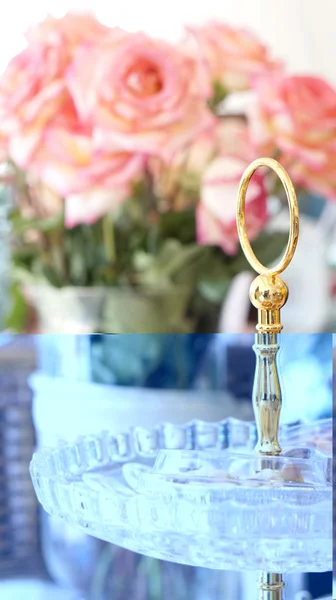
[30,417,332,481]
[29,418,332,573]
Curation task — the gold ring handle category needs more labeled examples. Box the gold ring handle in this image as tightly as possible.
[236,158,300,334]
[236,157,299,276]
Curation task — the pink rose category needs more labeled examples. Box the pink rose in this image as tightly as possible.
[66,29,215,162]
[150,117,250,207]
[0,61,143,201]
[26,12,110,48]
[27,105,143,219]
[28,110,144,198]
[0,20,144,203]
[250,74,336,199]
[182,117,251,175]
[0,41,70,166]
[197,155,267,255]
[0,12,110,168]
[185,22,281,92]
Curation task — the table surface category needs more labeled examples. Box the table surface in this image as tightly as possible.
[0,580,78,600]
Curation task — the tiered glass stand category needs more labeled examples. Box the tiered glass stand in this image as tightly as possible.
[30,418,331,598]
[30,159,332,598]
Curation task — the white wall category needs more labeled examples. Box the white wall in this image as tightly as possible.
[0,0,335,83]
[210,0,336,84]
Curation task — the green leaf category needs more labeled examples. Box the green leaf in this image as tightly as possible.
[252,231,289,266]
[195,250,231,303]
[207,80,228,112]
[40,264,63,288]
[133,250,154,272]
[198,279,231,304]
[4,283,28,332]
[228,231,288,276]
[10,211,62,234]
[137,240,209,288]
[157,211,196,244]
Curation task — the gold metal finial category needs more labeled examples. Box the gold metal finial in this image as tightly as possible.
[236,159,300,599]
[236,157,299,334]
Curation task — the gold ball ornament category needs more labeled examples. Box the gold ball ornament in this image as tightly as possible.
[249,275,288,311]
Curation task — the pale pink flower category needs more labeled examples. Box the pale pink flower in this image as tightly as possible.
[26,11,110,48]
[28,111,145,198]
[66,29,216,162]
[250,74,336,199]
[0,41,70,167]
[65,189,128,228]
[184,22,281,92]
[0,12,110,169]
[179,118,249,173]
[197,155,267,255]
[25,176,64,218]
[149,116,252,214]
[0,21,145,204]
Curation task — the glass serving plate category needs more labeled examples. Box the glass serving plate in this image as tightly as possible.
[30,418,331,573]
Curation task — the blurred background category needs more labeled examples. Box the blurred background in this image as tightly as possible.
[0,1,335,334]
[0,0,334,79]
[333,334,336,597]
[0,333,332,599]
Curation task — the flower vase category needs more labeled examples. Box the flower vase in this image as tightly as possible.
[24,284,194,334]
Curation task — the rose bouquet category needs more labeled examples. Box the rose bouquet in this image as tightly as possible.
[0,13,334,332]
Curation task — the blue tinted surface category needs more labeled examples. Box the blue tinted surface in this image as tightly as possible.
[31,333,332,423]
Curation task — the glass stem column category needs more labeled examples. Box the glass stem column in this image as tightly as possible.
[248,279,287,600]
[253,333,284,600]
[252,332,282,456]
[258,573,285,600]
